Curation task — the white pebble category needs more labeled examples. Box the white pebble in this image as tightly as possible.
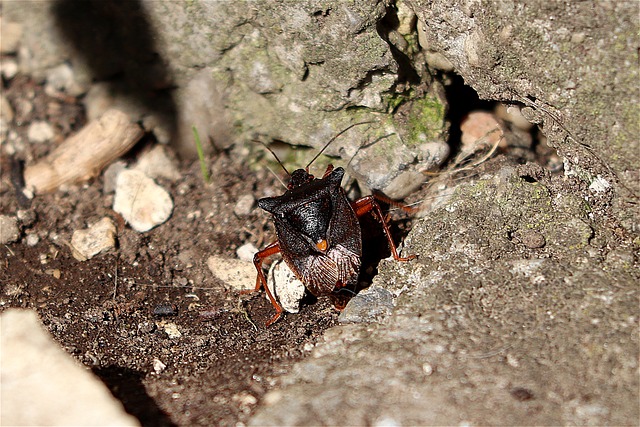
[133,145,180,181]
[236,243,259,262]
[152,358,167,374]
[162,323,182,339]
[27,121,55,144]
[25,233,40,247]
[267,260,306,314]
[113,170,173,232]
[0,58,18,80]
[234,194,256,216]
[207,255,256,290]
[0,94,14,122]
[70,217,117,261]
[45,63,87,97]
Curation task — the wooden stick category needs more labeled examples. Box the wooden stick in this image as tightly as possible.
[24,109,143,194]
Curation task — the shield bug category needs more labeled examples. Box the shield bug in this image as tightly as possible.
[249,124,416,325]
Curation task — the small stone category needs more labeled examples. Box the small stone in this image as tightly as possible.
[162,322,182,339]
[520,230,546,249]
[113,170,174,232]
[267,260,306,314]
[152,358,167,374]
[27,121,55,144]
[70,217,117,261]
[102,161,127,194]
[16,209,36,227]
[45,63,88,97]
[207,255,256,290]
[460,111,505,150]
[232,391,258,406]
[339,286,394,323]
[153,304,177,317]
[236,243,259,262]
[424,50,455,72]
[133,145,180,181]
[142,114,172,145]
[395,1,417,35]
[83,83,115,122]
[0,58,19,80]
[0,94,14,123]
[0,215,20,244]
[495,104,534,131]
[25,233,40,246]
[383,170,425,200]
[234,194,256,216]
[589,175,611,193]
[0,309,139,426]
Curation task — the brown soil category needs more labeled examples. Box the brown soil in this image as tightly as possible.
[1,76,342,426]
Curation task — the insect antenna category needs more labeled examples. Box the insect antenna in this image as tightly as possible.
[306,121,374,169]
[253,138,291,177]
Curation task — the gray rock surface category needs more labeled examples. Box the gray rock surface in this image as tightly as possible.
[0,215,20,244]
[249,163,638,425]
[409,0,639,233]
[3,0,450,197]
[0,309,139,426]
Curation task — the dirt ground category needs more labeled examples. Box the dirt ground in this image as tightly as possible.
[1,71,560,425]
[1,74,438,426]
[0,75,351,426]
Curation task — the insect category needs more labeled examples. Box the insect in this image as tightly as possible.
[249,124,416,325]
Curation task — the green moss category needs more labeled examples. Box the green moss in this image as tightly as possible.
[405,95,446,146]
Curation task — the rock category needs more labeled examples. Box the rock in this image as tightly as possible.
[83,82,148,123]
[161,322,182,339]
[494,104,533,131]
[27,120,55,143]
[236,242,259,262]
[266,260,306,314]
[45,62,88,97]
[382,170,425,200]
[0,94,14,123]
[207,255,255,290]
[519,229,546,249]
[25,233,39,246]
[0,215,20,244]
[103,161,127,194]
[338,286,394,323]
[249,166,639,426]
[0,58,19,80]
[234,194,256,216]
[16,209,36,227]
[0,18,22,54]
[0,309,139,426]
[133,145,180,181]
[70,217,117,261]
[460,110,505,150]
[113,170,174,232]
[152,358,167,374]
[141,114,172,145]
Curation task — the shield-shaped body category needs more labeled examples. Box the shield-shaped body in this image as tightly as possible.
[257,167,361,298]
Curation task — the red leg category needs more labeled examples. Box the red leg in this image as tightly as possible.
[351,196,416,262]
[321,164,335,178]
[245,241,284,326]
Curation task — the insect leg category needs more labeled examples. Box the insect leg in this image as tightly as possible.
[351,196,416,262]
[247,241,285,325]
[320,164,335,178]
